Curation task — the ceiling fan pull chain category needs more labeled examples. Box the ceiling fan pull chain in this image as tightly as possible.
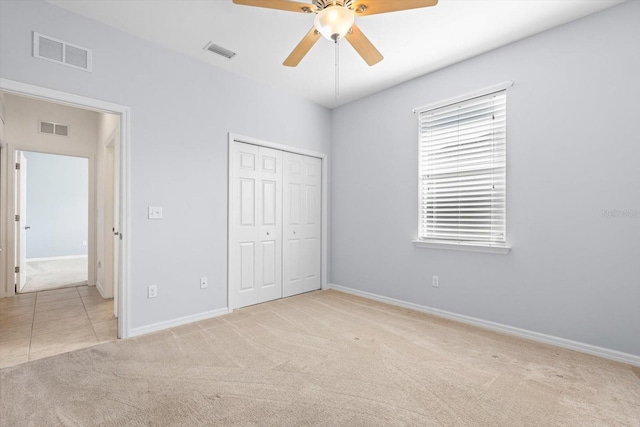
[335,39,340,105]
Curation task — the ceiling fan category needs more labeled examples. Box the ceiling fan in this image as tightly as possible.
[232,0,439,67]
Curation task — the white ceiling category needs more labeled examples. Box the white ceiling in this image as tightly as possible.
[46,0,624,108]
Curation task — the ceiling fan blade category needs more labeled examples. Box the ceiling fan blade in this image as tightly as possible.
[283,27,321,67]
[232,0,317,13]
[351,0,438,16]
[344,24,383,66]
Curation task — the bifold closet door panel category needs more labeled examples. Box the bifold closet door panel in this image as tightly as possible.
[230,142,283,308]
[282,152,322,297]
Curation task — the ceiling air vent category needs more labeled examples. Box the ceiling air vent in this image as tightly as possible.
[40,121,69,137]
[203,41,236,59]
[33,32,92,72]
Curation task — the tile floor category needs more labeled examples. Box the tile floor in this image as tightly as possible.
[0,285,116,368]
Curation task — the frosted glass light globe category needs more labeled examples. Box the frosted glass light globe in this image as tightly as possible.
[314,6,355,41]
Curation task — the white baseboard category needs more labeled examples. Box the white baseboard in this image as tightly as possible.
[327,283,640,367]
[27,255,88,262]
[95,280,113,299]
[128,307,230,338]
[95,280,105,297]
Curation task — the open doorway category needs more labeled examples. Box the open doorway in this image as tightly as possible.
[15,151,89,294]
[0,85,126,367]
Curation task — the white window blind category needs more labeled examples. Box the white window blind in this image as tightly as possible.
[418,90,506,245]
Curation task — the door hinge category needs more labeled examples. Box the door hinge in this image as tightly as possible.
[15,266,20,273]
[15,162,20,170]
[15,214,20,222]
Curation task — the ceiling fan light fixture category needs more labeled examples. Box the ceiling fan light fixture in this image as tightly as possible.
[314,6,355,42]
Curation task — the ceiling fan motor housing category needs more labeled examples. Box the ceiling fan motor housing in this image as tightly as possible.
[313,0,354,10]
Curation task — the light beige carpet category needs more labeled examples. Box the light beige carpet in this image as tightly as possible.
[22,257,88,293]
[1,290,638,426]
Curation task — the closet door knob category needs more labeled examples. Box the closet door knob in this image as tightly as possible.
[266,232,270,236]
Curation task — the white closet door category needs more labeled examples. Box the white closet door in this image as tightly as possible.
[230,143,282,308]
[282,152,321,297]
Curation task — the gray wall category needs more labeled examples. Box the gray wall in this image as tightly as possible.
[0,0,331,329]
[330,1,640,357]
[24,151,88,259]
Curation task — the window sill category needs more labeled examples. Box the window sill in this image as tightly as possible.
[412,240,511,254]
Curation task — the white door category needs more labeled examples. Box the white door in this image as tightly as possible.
[282,152,321,297]
[112,142,120,319]
[230,142,283,308]
[104,141,121,318]
[16,152,28,292]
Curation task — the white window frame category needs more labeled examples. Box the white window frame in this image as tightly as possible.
[412,81,513,254]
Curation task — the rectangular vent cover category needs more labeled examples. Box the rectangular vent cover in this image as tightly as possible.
[40,121,69,137]
[204,41,236,59]
[33,32,92,72]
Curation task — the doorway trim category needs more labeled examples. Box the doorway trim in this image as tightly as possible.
[227,133,329,311]
[13,149,95,293]
[0,78,132,339]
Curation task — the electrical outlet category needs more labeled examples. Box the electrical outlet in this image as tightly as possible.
[148,206,163,219]
[200,277,208,289]
[148,285,158,298]
[82,240,87,246]
[432,275,439,288]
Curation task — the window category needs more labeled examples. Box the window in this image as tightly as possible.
[415,85,510,253]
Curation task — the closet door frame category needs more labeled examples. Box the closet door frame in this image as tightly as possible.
[227,133,328,311]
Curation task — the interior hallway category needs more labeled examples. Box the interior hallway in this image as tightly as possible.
[0,285,116,368]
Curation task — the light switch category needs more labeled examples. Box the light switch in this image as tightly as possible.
[148,206,163,219]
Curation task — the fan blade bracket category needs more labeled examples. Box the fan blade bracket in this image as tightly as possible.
[354,4,367,14]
